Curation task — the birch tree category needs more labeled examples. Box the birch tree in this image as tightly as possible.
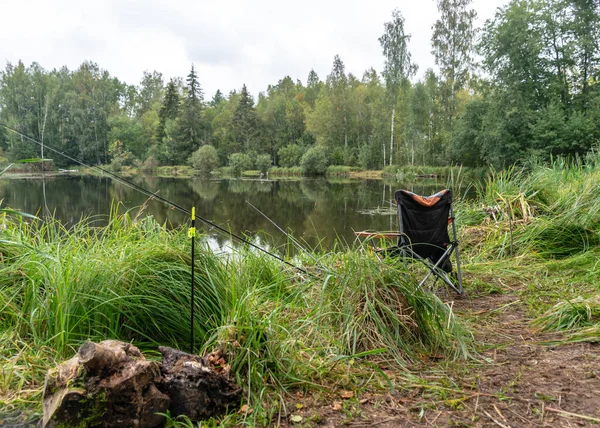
[431,0,477,131]
[379,9,416,166]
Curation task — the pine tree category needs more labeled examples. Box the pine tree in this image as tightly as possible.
[156,79,180,143]
[172,65,204,163]
[233,84,258,153]
[210,89,225,107]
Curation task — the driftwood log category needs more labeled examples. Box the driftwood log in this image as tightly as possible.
[41,340,241,427]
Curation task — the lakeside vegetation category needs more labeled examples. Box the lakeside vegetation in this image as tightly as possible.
[1,152,600,425]
[0,0,599,423]
[1,0,598,178]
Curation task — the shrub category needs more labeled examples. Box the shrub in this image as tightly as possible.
[300,146,328,175]
[189,145,219,175]
[229,153,252,177]
[277,145,303,167]
[140,156,159,174]
[255,154,271,174]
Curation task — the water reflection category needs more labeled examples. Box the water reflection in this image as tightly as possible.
[0,175,459,251]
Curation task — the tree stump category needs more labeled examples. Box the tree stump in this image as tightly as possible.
[41,341,241,427]
[159,346,242,420]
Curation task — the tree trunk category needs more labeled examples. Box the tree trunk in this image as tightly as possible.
[344,114,348,149]
[389,106,395,166]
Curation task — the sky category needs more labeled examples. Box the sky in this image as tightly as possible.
[0,0,510,99]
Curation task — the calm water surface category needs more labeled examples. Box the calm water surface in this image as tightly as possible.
[0,175,452,251]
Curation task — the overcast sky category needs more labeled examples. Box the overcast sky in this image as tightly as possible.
[1,0,510,99]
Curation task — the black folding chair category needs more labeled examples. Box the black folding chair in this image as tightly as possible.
[392,189,463,294]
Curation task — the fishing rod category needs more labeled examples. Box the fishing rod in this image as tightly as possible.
[0,123,314,275]
[1,123,320,353]
[245,199,324,268]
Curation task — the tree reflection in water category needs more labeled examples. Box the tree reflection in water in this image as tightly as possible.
[0,175,456,253]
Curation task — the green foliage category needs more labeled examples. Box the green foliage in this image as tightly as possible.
[0,209,471,423]
[108,140,134,172]
[140,155,159,174]
[229,152,252,176]
[431,0,477,130]
[534,297,600,332]
[326,165,360,176]
[277,144,303,167]
[268,166,303,176]
[1,0,598,172]
[254,154,271,174]
[189,145,219,175]
[300,146,328,175]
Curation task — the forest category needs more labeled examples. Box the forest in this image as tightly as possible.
[1,0,599,173]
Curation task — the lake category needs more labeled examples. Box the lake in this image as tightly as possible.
[0,174,454,252]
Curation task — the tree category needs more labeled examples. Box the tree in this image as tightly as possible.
[0,61,39,160]
[156,79,180,143]
[255,153,271,174]
[300,146,328,175]
[171,64,204,163]
[379,9,416,165]
[190,144,219,175]
[327,55,351,151]
[431,0,477,134]
[232,84,259,153]
[210,90,226,107]
[136,71,164,117]
[568,0,600,109]
[304,69,323,107]
[277,144,303,167]
[229,152,252,176]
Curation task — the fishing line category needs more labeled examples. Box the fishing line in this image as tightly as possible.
[0,122,312,276]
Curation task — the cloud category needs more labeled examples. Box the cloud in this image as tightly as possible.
[0,0,510,98]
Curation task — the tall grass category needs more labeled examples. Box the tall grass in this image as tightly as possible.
[472,156,600,260]
[0,209,228,355]
[463,150,600,339]
[0,207,470,424]
[268,166,303,176]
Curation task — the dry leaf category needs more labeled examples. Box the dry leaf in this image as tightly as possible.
[290,414,303,423]
[332,401,342,411]
[340,390,354,399]
[238,404,253,414]
[295,403,303,409]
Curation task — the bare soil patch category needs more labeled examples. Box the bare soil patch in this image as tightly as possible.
[283,286,600,427]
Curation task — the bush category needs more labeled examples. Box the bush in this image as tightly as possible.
[255,154,271,174]
[278,145,303,167]
[229,153,252,177]
[189,145,219,175]
[300,146,328,175]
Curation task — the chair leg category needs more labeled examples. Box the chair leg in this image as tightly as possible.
[453,246,464,294]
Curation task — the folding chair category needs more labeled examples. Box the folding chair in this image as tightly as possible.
[393,189,463,294]
[354,189,463,294]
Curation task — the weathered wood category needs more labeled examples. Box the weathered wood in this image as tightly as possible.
[41,341,241,427]
[158,346,242,420]
[42,340,168,428]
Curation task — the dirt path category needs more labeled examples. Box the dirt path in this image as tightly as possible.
[286,288,600,427]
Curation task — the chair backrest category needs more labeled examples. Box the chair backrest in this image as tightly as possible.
[394,189,452,257]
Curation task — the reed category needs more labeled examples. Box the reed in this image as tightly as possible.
[0,207,470,424]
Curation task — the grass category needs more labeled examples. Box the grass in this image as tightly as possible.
[268,166,303,176]
[2,148,600,425]
[382,165,488,182]
[326,166,362,176]
[0,204,469,425]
